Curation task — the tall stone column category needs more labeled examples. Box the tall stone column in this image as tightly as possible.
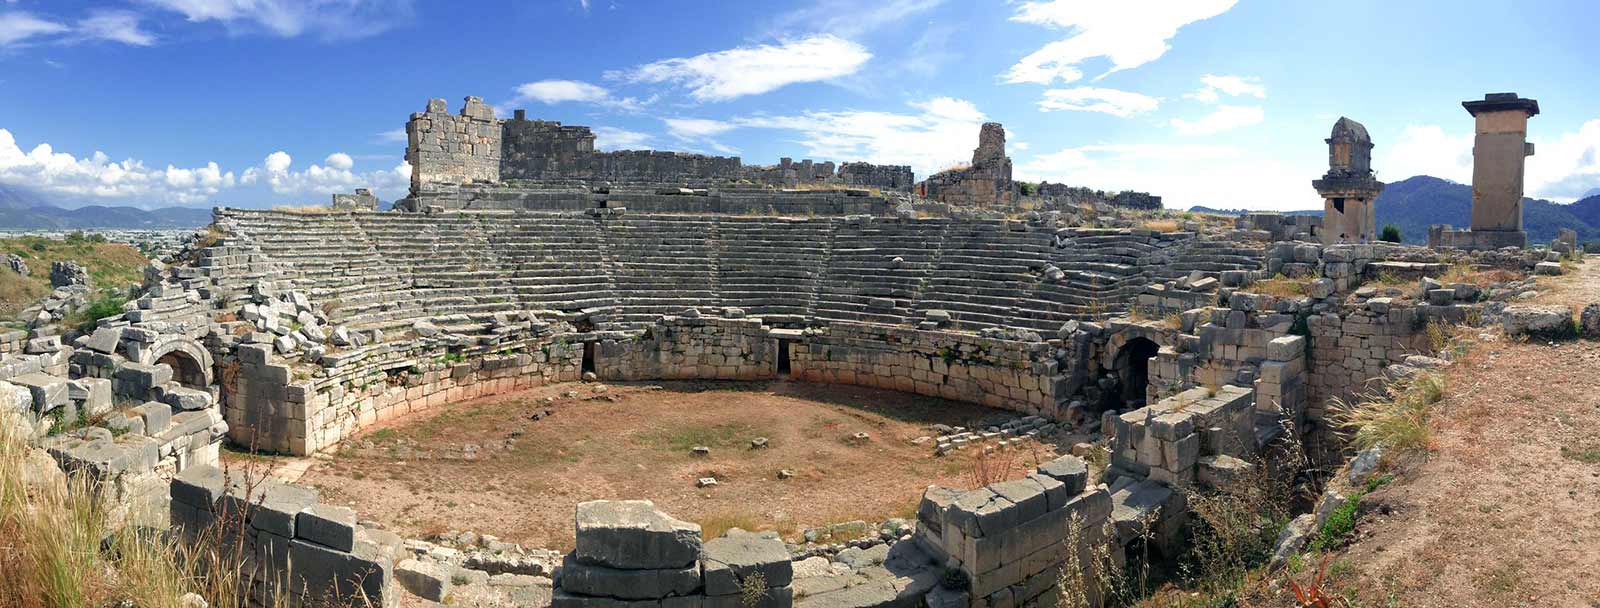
[1463,92,1539,247]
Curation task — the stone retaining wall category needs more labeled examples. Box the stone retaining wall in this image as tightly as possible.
[170,465,400,606]
[916,454,1113,607]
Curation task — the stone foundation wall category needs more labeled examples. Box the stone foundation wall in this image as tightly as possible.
[791,322,1059,416]
[229,314,1061,455]
[170,465,400,606]
[916,454,1113,607]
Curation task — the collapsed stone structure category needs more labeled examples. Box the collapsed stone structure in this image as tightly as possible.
[1431,92,1541,250]
[3,92,1584,608]
[919,123,1015,207]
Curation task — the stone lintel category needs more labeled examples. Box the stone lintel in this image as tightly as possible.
[1462,93,1540,117]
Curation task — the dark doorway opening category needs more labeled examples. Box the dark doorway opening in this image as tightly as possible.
[1113,337,1161,408]
[582,341,597,375]
[157,351,207,390]
[777,339,792,376]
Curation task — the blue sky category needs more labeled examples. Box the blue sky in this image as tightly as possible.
[1,0,1596,211]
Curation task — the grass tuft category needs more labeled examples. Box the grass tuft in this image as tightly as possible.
[1330,372,1446,455]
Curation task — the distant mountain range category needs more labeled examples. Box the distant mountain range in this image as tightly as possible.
[0,183,213,230]
[1192,175,1600,245]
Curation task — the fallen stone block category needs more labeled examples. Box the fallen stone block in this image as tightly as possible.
[298,504,358,552]
[396,559,452,602]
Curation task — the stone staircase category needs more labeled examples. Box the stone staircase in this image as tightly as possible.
[602,215,721,328]
[715,216,833,319]
[813,218,948,326]
[913,220,1052,331]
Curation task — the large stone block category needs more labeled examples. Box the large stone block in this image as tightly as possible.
[115,363,172,398]
[701,530,793,595]
[10,372,69,413]
[297,504,358,552]
[67,378,113,417]
[171,463,225,510]
[1034,455,1088,495]
[559,553,702,599]
[574,500,701,570]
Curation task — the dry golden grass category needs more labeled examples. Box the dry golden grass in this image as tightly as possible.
[270,205,335,214]
[0,423,375,608]
[1330,371,1445,456]
[1245,274,1313,298]
[1140,219,1181,233]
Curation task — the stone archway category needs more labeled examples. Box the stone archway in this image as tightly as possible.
[140,335,214,389]
[1112,337,1161,407]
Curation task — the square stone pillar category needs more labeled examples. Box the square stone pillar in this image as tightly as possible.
[1463,93,1539,242]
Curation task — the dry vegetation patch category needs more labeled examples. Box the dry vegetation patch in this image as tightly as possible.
[1312,260,1600,607]
[0,235,146,318]
[290,380,1060,550]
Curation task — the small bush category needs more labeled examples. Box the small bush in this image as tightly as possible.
[65,291,129,333]
[1379,224,1402,243]
[1308,475,1392,552]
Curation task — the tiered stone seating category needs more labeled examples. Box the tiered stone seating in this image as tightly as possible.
[1151,239,1264,283]
[1016,230,1160,332]
[213,211,1267,339]
[351,214,521,334]
[218,211,400,318]
[491,215,618,324]
[715,217,832,319]
[913,221,1053,331]
[603,216,720,327]
[813,218,948,326]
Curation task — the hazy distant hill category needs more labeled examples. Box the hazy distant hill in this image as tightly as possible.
[1191,175,1600,245]
[0,183,213,229]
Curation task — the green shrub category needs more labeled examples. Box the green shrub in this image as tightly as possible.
[1379,224,1402,243]
[66,291,129,333]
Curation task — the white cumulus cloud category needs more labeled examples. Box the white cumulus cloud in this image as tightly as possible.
[1037,87,1159,117]
[76,10,156,46]
[242,150,410,200]
[592,127,652,151]
[611,35,871,102]
[0,11,68,46]
[508,79,650,112]
[1169,105,1264,135]
[1003,0,1237,85]
[0,128,234,205]
[735,97,987,177]
[1017,142,1316,211]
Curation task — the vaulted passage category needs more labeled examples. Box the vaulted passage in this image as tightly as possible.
[1113,337,1161,409]
[157,350,208,390]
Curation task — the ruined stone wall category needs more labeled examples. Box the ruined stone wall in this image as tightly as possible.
[916,454,1113,607]
[792,323,1059,416]
[407,97,502,190]
[170,465,399,605]
[226,337,583,454]
[838,161,915,191]
[405,97,917,204]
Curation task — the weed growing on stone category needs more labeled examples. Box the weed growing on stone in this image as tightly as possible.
[1330,372,1445,455]
[1309,475,1393,552]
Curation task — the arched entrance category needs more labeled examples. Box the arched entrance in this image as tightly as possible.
[139,335,215,390]
[157,350,208,389]
[1111,337,1160,409]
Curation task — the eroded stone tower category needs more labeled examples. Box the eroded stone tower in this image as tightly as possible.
[1312,117,1384,244]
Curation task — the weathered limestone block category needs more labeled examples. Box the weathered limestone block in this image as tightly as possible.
[1502,304,1571,337]
[10,372,69,413]
[573,500,702,570]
